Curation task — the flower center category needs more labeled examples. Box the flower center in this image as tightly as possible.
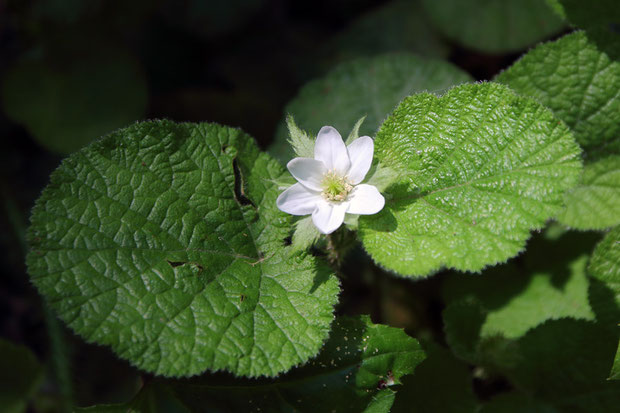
[322,171,352,202]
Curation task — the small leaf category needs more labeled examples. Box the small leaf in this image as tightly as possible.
[421,0,565,53]
[611,344,620,380]
[0,339,43,413]
[558,156,620,230]
[290,216,321,253]
[360,82,583,277]
[345,115,367,146]
[362,389,396,413]
[496,31,620,159]
[269,53,472,163]
[285,115,314,159]
[364,164,403,194]
[27,120,340,378]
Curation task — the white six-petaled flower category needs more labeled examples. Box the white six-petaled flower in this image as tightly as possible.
[276,126,385,234]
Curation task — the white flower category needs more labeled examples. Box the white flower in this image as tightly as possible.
[277,126,385,234]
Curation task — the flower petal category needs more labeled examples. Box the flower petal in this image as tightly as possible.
[314,126,351,174]
[312,200,349,234]
[287,158,327,191]
[276,183,321,215]
[346,136,374,184]
[347,184,385,215]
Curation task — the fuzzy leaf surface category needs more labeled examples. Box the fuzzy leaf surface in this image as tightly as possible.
[269,53,472,163]
[26,120,340,378]
[496,31,620,159]
[558,156,620,229]
[359,82,582,277]
[421,0,564,53]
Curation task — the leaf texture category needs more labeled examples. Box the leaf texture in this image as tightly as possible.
[558,156,620,229]
[359,82,582,277]
[26,120,340,377]
[496,31,620,159]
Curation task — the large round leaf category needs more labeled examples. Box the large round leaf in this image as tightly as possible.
[26,120,340,377]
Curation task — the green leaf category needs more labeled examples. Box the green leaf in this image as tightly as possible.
[1,39,148,155]
[290,216,321,253]
[362,389,396,413]
[154,316,423,413]
[558,156,620,230]
[443,231,596,342]
[420,0,565,53]
[168,316,424,412]
[391,345,478,413]
[611,344,620,380]
[557,0,620,59]
[345,116,367,146]
[285,115,314,159]
[26,120,340,378]
[325,0,449,62]
[269,53,472,163]
[359,82,583,277]
[442,229,603,372]
[553,381,620,413]
[0,339,44,413]
[589,225,620,309]
[481,383,620,413]
[588,226,620,379]
[545,0,566,18]
[496,31,620,159]
[507,319,617,399]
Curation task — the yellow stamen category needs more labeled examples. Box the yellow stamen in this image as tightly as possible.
[322,171,352,202]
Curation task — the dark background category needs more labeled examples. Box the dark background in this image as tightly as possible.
[0,0,560,410]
